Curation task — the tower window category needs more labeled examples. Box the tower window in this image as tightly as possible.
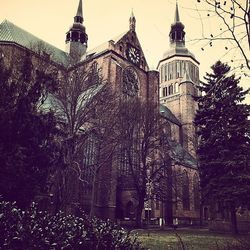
[163,87,168,97]
[80,33,86,43]
[161,65,164,83]
[72,32,78,41]
[177,61,180,78]
[169,84,173,95]
[165,64,168,81]
[66,32,70,41]
[175,82,179,92]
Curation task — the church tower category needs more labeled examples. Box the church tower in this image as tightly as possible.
[158,2,200,156]
[65,0,88,61]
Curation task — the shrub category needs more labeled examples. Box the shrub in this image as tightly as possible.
[0,201,144,250]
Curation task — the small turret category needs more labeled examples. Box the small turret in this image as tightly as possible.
[129,10,136,31]
[66,0,88,61]
[169,2,185,47]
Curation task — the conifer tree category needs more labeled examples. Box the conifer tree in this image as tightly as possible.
[195,61,250,234]
[0,52,60,208]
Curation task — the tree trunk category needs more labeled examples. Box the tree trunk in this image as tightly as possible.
[199,203,203,227]
[90,171,97,218]
[165,165,173,225]
[136,198,144,228]
[230,202,238,234]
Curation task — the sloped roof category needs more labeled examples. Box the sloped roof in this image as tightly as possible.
[41,83,105,122]
[169,139,197,169]
[0,20,70,66]
[160,104,181,126]
[86,31,127,58]
[163,45,196,60]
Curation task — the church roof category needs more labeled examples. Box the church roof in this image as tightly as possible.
[86,32,127,59]
[169,139,197,169]
[162,46,196,61]
[0,19,70,66]
[160,104,181,126]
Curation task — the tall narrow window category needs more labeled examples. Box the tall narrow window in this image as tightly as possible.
[120,148,130,175]
[169,84,173,95]
[82,133,99,183]
[181,61,186,77]
[160,65,164,83]
[165,64,168,81]
[169,63,172,80]
[193,174,200,211]
[175,82,179,93]
[182,170,190,210]
[177,61,180,78]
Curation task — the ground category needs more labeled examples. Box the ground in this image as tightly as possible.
[135,228,249,250]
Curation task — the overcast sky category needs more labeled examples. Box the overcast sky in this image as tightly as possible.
[0,0,249,102]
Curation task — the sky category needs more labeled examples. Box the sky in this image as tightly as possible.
[0,0,249,102]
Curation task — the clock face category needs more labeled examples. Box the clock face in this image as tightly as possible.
[123,67,139,97]
[127,45,140,65]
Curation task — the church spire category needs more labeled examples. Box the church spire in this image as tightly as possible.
[129,9,136,31]
[65,0,88,61]
[174,2,180,23]
[76,0,83,19]
[169,2,185,47]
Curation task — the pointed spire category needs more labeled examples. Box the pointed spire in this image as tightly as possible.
[75,0,83,23]
[131,9,135,18]
[174,1,180,23]
[76,0,83,17]
[129,9,136,31]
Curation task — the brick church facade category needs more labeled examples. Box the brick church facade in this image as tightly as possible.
[0,0,200,225]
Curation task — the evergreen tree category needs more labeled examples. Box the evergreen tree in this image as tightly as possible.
[0,52,60,208]
[195,61,250,234]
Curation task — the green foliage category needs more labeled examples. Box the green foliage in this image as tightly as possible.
[0,201,144,250]
[195,61,250,204]
[0,52,60,208]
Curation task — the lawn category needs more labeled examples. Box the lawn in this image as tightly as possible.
[135,228,247,250]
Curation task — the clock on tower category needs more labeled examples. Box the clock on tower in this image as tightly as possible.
[126,44,140,66]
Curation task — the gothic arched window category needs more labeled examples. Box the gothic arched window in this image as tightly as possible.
[122,67,139,98]
[82,133,99,182]
[182,170,190,210]
[193,173,200,211]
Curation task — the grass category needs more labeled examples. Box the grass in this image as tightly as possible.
[135,228,247,250]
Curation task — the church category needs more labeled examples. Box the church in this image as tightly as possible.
[0,0,200,225]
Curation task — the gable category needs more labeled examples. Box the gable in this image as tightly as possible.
[86,30,149,71]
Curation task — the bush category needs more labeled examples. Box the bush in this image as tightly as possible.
[0,201,144,249]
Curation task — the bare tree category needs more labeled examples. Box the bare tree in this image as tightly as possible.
[115,98,172,227]
[191,0,249,73]
[46,63,115,213]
